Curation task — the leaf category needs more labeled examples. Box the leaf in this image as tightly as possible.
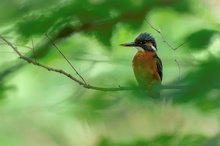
[169,58,220,111]
[89,21,114,48]
[185,29,216,51]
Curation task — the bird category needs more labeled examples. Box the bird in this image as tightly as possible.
[120,32,163,98]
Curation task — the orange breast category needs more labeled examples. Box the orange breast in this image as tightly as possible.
[132,51,161,87]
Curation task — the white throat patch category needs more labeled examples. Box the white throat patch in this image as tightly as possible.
[135,46,157,52]
[135,47,145,52]
[151,46,157,52]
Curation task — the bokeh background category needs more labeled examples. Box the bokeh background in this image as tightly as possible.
[0,0,220,145]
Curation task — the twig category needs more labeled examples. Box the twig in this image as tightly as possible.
[0,34,85,85]
[145,19,182,79]
[1,34,206,92]
[174,41,188,50]
[45,33,87,85]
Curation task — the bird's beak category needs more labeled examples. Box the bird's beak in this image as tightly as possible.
[120,42,137,47]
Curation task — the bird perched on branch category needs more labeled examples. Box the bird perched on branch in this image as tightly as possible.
[120,32,162,98]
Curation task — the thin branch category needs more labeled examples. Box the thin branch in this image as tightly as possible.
[145,19,182,79]
[84,85,202,91]
[1,34,202,92]
[45,33,87,85]
[0,34,85,85]
[174,41,188,50]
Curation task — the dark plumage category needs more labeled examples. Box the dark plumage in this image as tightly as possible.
[134,33,157,49]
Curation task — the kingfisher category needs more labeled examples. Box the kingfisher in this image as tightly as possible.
[120,32,163,98]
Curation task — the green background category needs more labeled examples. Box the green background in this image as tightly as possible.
[0,0,220,145]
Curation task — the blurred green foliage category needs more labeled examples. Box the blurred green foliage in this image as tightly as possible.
[172,58,220,109]
[185,29,217,51]
[97,134,210,146]
[2,0,191,46]
[0,0,220,146]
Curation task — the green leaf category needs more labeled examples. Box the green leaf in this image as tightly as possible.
[185,29,216,51]
[169,58,220,111]
[89,21,114,48]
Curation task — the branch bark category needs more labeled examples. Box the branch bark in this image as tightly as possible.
[0,34,189,92]
[145,19,182,79]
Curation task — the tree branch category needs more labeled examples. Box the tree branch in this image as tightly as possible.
[45,33,87,85]
[145,19,182,79]
[0,34,85,86]
[0,34,192,92]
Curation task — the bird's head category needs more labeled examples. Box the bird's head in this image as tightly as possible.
[120,32,157,52]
